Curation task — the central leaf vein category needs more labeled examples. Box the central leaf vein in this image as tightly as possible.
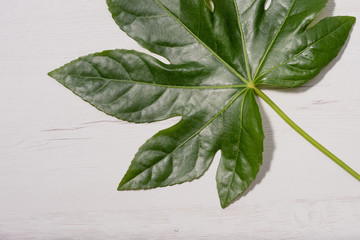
[233,0,252,81]
[72,75,247,90]
[224,89,248,202]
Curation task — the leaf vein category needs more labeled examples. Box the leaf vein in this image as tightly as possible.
[223,89,248,202]
[68,75,247,90]
[254,20,350,82]
[253,0,296,79]
[152,0,249,84]
[233,0,252,81]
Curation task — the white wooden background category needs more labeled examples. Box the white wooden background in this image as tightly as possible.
[1,0,360,239]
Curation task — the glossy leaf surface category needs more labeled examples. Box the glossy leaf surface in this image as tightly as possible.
[49,0,355,208]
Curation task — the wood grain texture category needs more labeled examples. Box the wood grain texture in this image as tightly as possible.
[0,0,359,239]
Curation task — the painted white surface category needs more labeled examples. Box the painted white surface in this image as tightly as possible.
[1,0,359,239]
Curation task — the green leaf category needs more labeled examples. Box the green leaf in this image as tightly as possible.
[49,0,356,208]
